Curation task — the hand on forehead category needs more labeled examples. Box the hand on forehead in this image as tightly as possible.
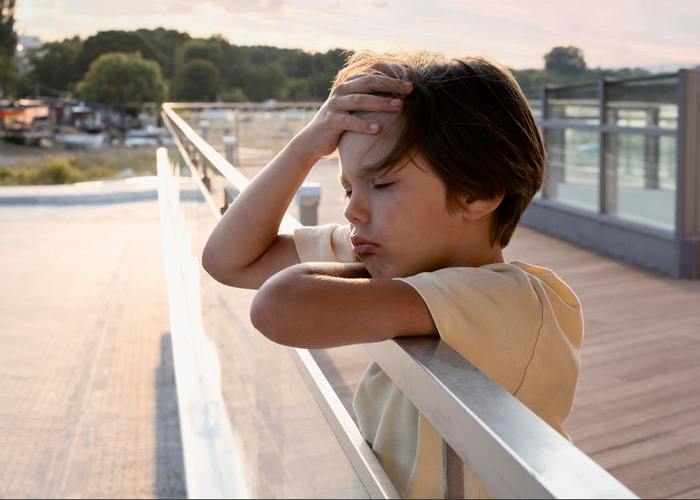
[339,111,403,175]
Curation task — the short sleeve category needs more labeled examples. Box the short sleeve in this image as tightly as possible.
[394,264,543,394]
[294,223,359,263]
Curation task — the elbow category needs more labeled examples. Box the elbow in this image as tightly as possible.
[251,283,287,346]
[201,240,243,287]
[250,269,305,346]
[201,241,224,282]
[250,290,277,343]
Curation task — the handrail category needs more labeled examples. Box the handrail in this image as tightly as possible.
[160,102,639,499]
[366,337,637,499]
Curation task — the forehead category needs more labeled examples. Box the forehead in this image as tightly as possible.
[338,112,403,180]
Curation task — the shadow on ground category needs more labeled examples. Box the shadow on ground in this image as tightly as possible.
[156,333,187,499]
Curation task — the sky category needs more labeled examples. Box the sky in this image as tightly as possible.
[13,0,700,70]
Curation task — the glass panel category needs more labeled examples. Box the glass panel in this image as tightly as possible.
[544,128,599,211]
[604,132,676,231]
[168,148,373,498]
[523,88,542,120]
[546,84,599,123]
[606,76,679,129]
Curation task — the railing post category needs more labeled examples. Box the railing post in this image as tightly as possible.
[443,441,465,499]
[296,182,321,226]
[199,120,211,191]
[223,136,238,166]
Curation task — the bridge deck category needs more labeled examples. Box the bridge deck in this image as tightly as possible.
[0,182,186,498]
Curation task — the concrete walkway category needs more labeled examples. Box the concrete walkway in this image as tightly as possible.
[0,179,186,498]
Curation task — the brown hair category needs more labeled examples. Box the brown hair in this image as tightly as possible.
[333,50,546,248]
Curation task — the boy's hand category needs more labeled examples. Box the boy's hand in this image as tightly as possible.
[295,74,413,159]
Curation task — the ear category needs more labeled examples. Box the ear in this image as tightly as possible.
[462,193,504,222]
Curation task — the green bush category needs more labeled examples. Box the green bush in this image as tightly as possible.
[0,150,157,186]
[34,159,84,184]
[0,167,14,184]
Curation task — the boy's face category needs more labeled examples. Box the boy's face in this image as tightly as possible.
[338,113,473,279]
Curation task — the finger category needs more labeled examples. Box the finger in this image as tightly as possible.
[335,73,413,97]
[368,62,411,81]
[334,114,383,135]
[330,93,404,113]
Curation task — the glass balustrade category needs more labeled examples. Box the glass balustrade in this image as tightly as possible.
[603,132,677,231]
[544,128,600,211]
[546,83,600,123]
[525,73,682,233]
[163,147,370,498]
[606,76,679,129]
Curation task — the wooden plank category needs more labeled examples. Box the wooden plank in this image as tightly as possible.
[505,227,700,498]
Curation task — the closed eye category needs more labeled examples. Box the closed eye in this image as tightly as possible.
[373,182,394,190]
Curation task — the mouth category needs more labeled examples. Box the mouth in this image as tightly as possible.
[351,235,379,256]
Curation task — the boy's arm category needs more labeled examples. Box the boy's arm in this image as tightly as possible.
[250,263,437,348]
[202,76,413,290]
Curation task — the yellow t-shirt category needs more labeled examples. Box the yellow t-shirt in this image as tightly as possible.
[294,224,583,499]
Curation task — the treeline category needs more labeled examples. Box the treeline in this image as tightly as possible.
[510,46,655,93]
[9,26,699,105]
[16,28,348,102]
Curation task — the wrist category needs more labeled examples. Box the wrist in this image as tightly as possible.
[290,126,332,163]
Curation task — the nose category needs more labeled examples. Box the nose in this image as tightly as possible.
[344,191,370,225]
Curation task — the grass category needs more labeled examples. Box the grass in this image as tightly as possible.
[0,149,157,186]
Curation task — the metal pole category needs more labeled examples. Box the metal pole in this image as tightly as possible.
[296,183,321,226]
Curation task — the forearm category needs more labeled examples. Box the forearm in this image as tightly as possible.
[250,262,435,348]
[202,138,319,278]
[251,263,374,348]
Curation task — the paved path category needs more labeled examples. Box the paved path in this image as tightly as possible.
[0,179,186,498]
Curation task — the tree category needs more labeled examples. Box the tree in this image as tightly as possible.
[172,59,221,101]
[137,28,191,80]
[0,0,17,97]
[544,46,587,74]
[243,61,286,102]
[77,52,167,105]
[76,31,166,77]
[177,38,224,69]
[28,37,82,93]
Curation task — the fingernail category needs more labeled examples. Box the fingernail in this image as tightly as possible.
[391,99,402,107]
[404,82,413,89]
[369,123,379,132]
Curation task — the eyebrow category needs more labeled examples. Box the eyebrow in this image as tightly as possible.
[338,165,378,185]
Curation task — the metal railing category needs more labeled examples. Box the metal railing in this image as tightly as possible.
[158,102,638,499]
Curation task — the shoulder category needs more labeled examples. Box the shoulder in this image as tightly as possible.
[294,223,359,263]
[396,263,542,313]
[394,264,548,381]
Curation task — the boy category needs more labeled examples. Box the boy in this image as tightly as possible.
[203,50,583,498]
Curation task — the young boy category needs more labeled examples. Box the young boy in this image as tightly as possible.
[203,50,583,498]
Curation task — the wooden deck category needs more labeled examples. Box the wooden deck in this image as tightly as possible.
[506,226,700,499]
[319,224,700,499]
